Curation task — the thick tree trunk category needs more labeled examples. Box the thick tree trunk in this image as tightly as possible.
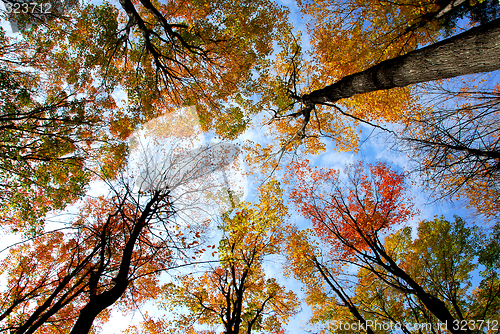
[303,18,500,104]
[69,287,127,334]
[69,192,160,334]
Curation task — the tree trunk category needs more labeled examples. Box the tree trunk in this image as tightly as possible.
[303,18,500,104]
[69,192,160,334]
[313,258,376,334]
[69,288,127,334]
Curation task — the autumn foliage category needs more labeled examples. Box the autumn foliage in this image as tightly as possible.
[0,185,202,333]
[142,182,299,334]
[287,160,415,257]
[0,0,499,332]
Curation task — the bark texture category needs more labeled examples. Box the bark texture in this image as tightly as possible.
[304,18,500,104]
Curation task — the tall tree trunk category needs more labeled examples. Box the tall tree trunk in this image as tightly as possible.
[303,18,500,104]
[375,244,471,334]
[313,258,376,334]
[69,192,160,334]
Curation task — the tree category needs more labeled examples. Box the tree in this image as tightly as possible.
[266,18,500,155]
[285,160,480,334]
[344,217,500,333]
[251,2,500,219]
[0,0,291,235]
[244,1,498,172]
[0,116,235,333]
[0,31,128,234]
[291,216,500,334]
[302,18,500,105]
[0,185,179,333]
[397,81,500,218]
[147,181,300,334]
[17,0,291,139]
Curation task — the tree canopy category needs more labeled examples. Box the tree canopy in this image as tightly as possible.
[0,0,499,332]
